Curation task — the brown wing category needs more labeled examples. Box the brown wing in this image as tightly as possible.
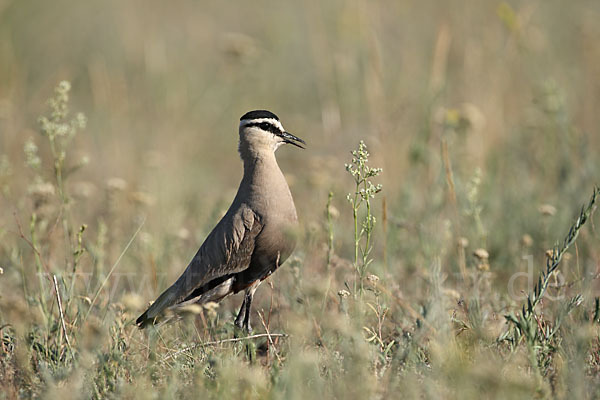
[136,205,262,327]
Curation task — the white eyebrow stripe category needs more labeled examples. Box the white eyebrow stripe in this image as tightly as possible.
[239,118,285,132]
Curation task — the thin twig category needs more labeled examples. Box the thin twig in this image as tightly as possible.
[84,217,145,322]
[258,310,282,363]
[161,333,288,362]
[53,274,75,360]
[13,212,51,275]
[156,328,175,368]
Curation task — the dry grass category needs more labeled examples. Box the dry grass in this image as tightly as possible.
[1,1,600,398]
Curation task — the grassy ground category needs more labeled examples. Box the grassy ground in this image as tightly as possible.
[1,0,600,398]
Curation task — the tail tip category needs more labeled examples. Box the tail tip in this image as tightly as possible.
[136,312,153,329]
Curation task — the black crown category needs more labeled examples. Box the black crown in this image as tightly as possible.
[240,110,279,121]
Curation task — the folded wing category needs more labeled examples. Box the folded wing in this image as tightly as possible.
[136,205,262,327]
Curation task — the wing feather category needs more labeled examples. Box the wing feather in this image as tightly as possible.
[136,205,262,327]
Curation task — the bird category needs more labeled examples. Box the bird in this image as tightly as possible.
[136,110,304,332]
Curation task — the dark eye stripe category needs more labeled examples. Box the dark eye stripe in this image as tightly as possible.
[244,121,283,136]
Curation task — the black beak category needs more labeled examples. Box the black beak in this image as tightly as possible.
[280,131,306,149]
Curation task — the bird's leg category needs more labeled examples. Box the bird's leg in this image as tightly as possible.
[234,296,247,330]
[242,290,254,333]
[235,281,260,333]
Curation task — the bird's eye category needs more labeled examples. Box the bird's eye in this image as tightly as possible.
[260,122,270,131]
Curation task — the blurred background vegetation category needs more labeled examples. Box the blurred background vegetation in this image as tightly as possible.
[1,0,600,398]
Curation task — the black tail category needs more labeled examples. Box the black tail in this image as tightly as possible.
[136,275,236,329]
[135,285,178,329]
[135,310,155,329]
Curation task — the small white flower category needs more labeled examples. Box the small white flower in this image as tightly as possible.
[58,80,71,93]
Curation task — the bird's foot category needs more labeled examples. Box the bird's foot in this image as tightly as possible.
[234,314,244,330]
[234,316,252,334]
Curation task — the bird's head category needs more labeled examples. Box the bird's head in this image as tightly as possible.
[238,110,305,156]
